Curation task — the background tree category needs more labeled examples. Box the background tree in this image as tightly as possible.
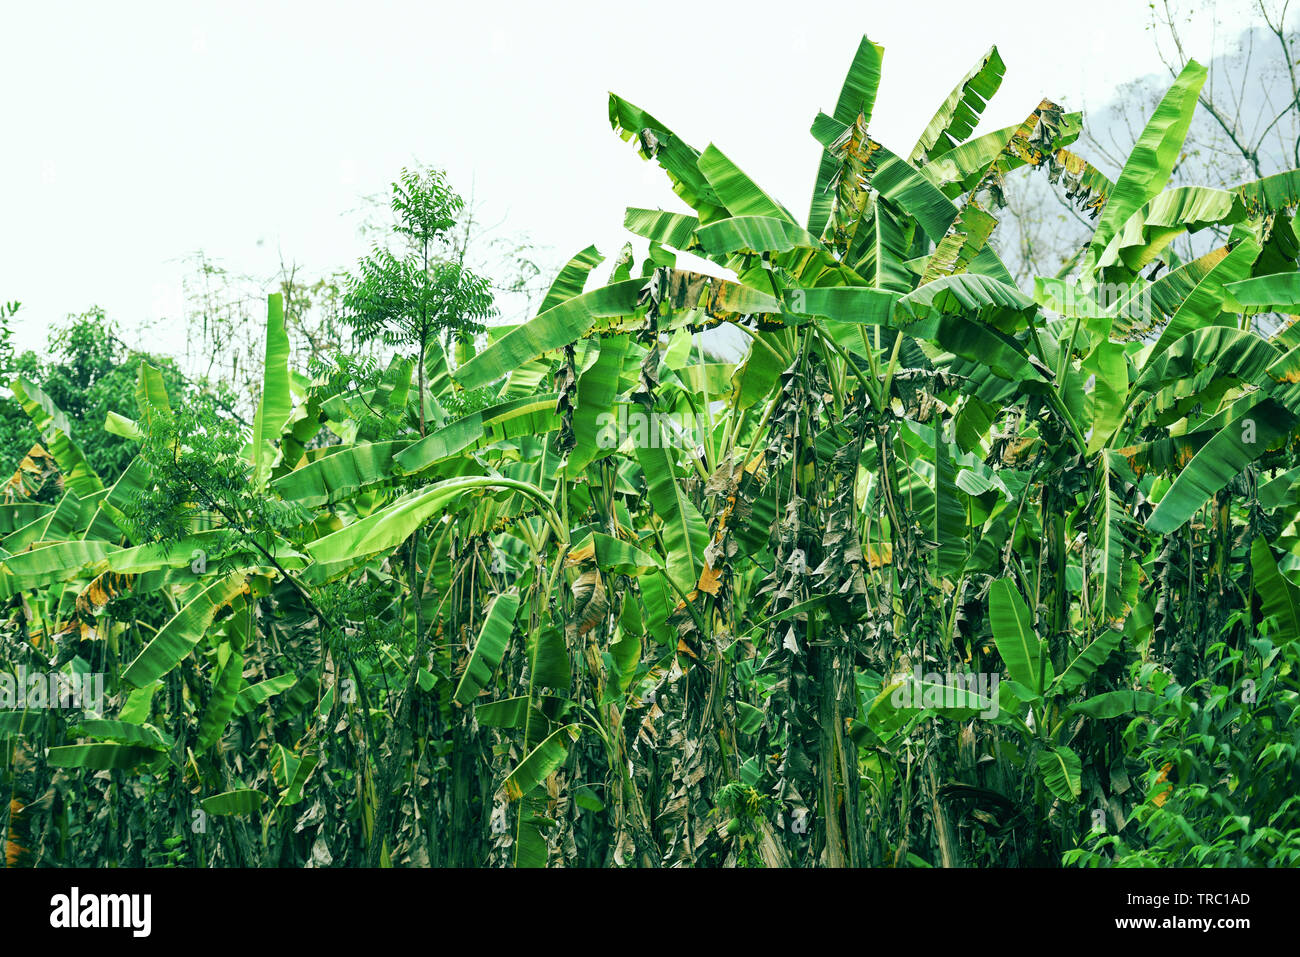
[0,302,17,384]
[336,167,499,865]
[994,0,1300,286]
[1143,0,1300,181]
[353,176,554,326]
[1,308,196,487]
[342,167,496,438]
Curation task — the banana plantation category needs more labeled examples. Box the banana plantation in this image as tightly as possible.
[5,34,1300,869]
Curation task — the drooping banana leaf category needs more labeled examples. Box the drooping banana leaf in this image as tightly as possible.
[202,789,267,816]
[1234,168,1300,217]
[1092,186,1246,279]
[500,724,581,802]
[454,280,643,389]
[121,573,250,687]
[1251,537,1300,644]
[1054,630,1124,695]
[1146,395,1296,535]
[608,93,727,222]
[635,433,710,595]
[1226,272,1300,313]
[271,439,414,507]
[306,476,561,564]
[195,640,245,754]
[698,145,797,223]
[47,743,163,770]
[9,377,104,499]
[565,335,630,475]
[232,673,297,718]
[453,592,521,706]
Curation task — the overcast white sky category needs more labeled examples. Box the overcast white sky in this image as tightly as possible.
[0,0,1261,362]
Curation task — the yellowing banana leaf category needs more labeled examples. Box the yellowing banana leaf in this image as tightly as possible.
[809,35,885,235]
[500,724,581,802]
[1234,168,1300,217]
[567,531,662,575]
[10,376,104,499]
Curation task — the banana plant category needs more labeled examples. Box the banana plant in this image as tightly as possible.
[5,28,1300,869]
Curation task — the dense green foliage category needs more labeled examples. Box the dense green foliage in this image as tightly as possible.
[0,309,202,491]
[4,35,1300,868]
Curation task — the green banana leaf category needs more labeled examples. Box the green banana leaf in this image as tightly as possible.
[989,577,1043,694]
[1084,59,1207,273]
[453,592,522,705]
[121,573,249,687]
[910,46,1005,166]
